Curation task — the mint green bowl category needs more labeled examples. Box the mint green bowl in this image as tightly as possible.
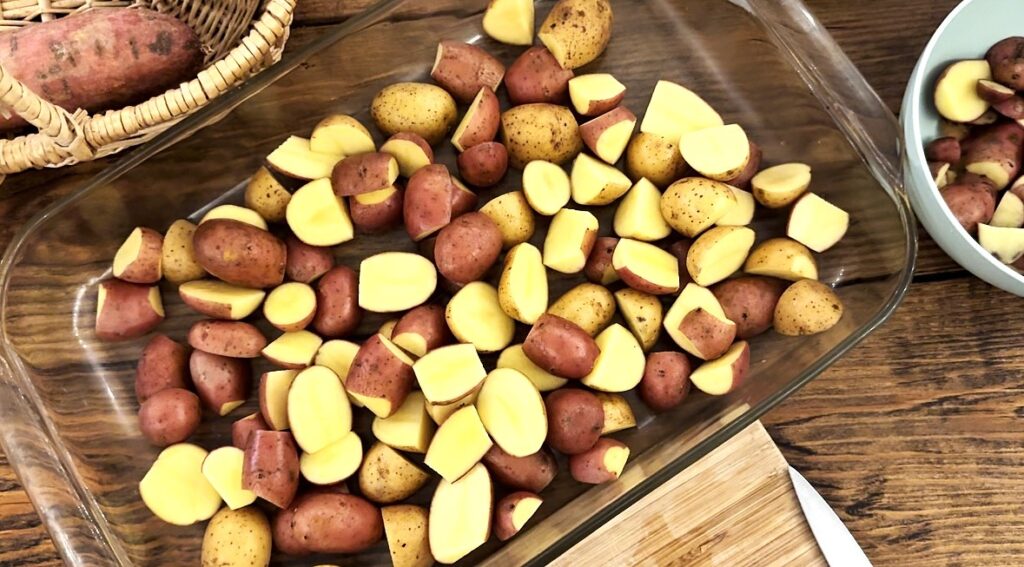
[902,0,1024,295]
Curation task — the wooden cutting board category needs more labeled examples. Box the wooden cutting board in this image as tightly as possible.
[553,422,828,566]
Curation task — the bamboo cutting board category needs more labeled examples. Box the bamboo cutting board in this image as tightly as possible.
[553,422,828,566]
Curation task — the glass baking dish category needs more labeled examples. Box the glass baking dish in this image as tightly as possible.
[0,0,915,565]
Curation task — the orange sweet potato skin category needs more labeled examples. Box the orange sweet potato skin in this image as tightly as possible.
[0,8,202,131]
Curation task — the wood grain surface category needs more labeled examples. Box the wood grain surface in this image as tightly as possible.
[1,0,1016,566]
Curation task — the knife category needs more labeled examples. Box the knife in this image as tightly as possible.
[788,466,873,567]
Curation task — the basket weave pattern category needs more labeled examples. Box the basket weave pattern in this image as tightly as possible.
[0,0,296,179]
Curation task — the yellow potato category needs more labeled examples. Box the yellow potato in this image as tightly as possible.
[548,282,615,336]
[538,0,613,69]
[371,82,458,145]
[201,507,272,567]
[660,177,737,237]
[743,237,819,281]
[501,103,583,168]
[480,191,536,249]
[773,280,845,336]
[244,167,292,223]
[625,132,687,188]
[162,219,206,284]
[359,442,431,504]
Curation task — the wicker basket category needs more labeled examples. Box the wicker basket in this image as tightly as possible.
[0,0,296,184]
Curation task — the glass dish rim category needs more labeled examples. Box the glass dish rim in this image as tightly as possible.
[0,0,918,564]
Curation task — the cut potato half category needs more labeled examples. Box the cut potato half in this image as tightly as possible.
[314,339,362,407]
[744,237,818,281]
[690,341,750,395]
[679,124,751,181]
[201,446,255,510]
[614,178,672,241]
[299,430,363,485]
[287,365,352,454]
[178,280,266,321]
[580,107,636,164]
[263,282,317,332]
[258,369,298,430]
[113,227,163,283]
[571,153,632,205]
[477,368,547,457]
[596,392,637,434]
[640,80,723,141]
[445,282,515,353]
[140,444,221,526]
[543,208,599,273]
[425,405,493,482]
[310,114,376,156]
[991,191,1024,228]
[286,178,354,246]
[429,463,493,564]
[612,238,680,295]
[979,223,1024,263]
[581,324,646,392]
[686,226,756,286]
[569,73,627,116]
[262,330,322,369]
[614,288,662,351]
[935,60,992,123]
[372,391,435,454]
[664,283,736,360]
[414,343,487,404]
[266,136,342,181]
[786,193,850,253]
[716,186,756,227]
[359,252,437,312]
[523,160,571,216]
[200,205,268,230]
[482,0,534,45]
[496,344,568,392]
[751,163,812,209]
[498,243,548,324]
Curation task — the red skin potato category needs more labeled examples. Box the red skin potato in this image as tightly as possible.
[495,491,542,541]
[579,107,637,159]
[392,304,452,355]
[0,9,202,132]
[232,412,271,450]
[404,164,455,241]
[138,388,201,447]
[345,334,415,418]
[273,492,383,554]
[189,350,251,414]
[135,334,189,402]
[505,46,574,105]
[987,37,1024,91]
[639,352,692,413]
[430,40,505,103]
[523,314,600,379]
[192,219,286,289]
[994,96,1024,120]
[285,235,334,283]
[584,237,620,285]
[350,186,404,234]
[434,212,504,284]
[331,152,398,196]
[962,122,1024,188]
[678,308,736,360]
[115,227,163,284]
[243,430,300,509]
[95,279,163,341]
[940,182,996,234]
[450,181,479,217]
[187,319,266,358]
[545,388,604,455]
[482,446,558,493]
[453,87,501,150]
[569,438,629,484]
[711,276,789,340]
[457,141,509,187]
[924,137,962,166]
[313,266,363,338]
[722,142,762,188]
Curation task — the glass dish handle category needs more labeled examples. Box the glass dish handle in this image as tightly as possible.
[0,355,119,565]
[747,0,906,201]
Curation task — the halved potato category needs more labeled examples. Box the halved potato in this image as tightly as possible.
[522,160,571,216]
[425,385,483,426]
[543,208,599,273]
[429,463,493,564]
[614,288,662,351]
[480,191,536,249]
[314,339,361,405]
[679,124,750,181]
[571,153,632,205]
[639,80,723,141]
[581,324,645,392]
[287,365,352,454]
[612,238,680,295]
[382,505,433,567]
[980,223,1024,263]
[263,282,316,332]
[113,227,163,283]
[569,73,627,116]
[482,0,534,45]
[286,178,354,246]
[446,282,516,353]
[179,280,265,320]
[414,343,487,404]
[161,219,205,284]
[935,60,992,123]
[359,252,437,312]
[380,132,434,177]
[477,368,547,457]
[773,280,845,336]
[716,186,756,227]
[498,243,548,324]
[140,443,221,526]
[625,132,687,188]
[425,405,494,482]
[392,305,451,358]
[261,330,322,369]
[452,87,501,151]
[661,177,737,237]
[266,136,343,181]
[244,167,291,224]
[258,369,298,430]
[689,341,750,395]
[663,283,736,360]
[786,193,850,253]
[310,114,376,156]
[496,344,568,392]
[495,492,543,541]
[743,238,819,281]
[372,391,435,454]
[614,178,672,241]
[751,163,811,209]
[345,334,416,418]
[686,226,756,286]
[299,430,363,485]
[547,282,616,336]
[200,205,268,230]
[201,446,256,510]
[991,191,1024,228]
[579,106,636,164]
[359,442,431,504]
[596,392,636,434]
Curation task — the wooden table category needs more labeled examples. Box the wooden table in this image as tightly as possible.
[1,0,1018,565]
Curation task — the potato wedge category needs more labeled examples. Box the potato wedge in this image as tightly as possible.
[580,106,636,164]
[201,446,256,510]
[286,178,354,246]
[661,177,737,237]
[425,385,483,426]
[523,159,571,216]
[359,442,431,504]
[614,178,672,241]
[614,288,663,351]
[743,237,819,281]
[258,369,298,430]
[179,280,265,321]
[482,0,534,45]
[404,164,455,241]
[596,392,636,434]
[315,339,362,405]
[382,505,433,567]
[95,279,164,341]
[751,163,811,208]
[381,132,433,177]
[612,238,680,295]
[265,136,343,181]
[432,41,505,104]
[244,167,291,224]
[287,366,352,454]
[582,324,645,392]
[299,430,362,485]
[547,282,616,336]
[392,305,451,358]
[542,208,598,273]
[640,80,723,141]
[161,219,205,284]
[690,341,750,395]
[425,405,494,482]
[359,252,437,312]
[373,391,435,454]
[113,227,163,283]
[568,437,629,484]
[429,463,493,564]
[583,236,620,286]
[664,283,736,360]
[140,443,221,525]
[188,350,250,417]
[310,114,375,156]
[716,185,756,227]
[497,344,568,392]
[261,330,322,369]
[571,152,632,205]
[679,124,751,181]
[686,226,756,286]
[478,368,547,457]
[495,492,543,541]
[498,243,548,324]
[786,193,850,253]
[569,73,627,116]
[414,343,487,405]
[452,87,501,150]
[991,190,1024,228]
[446,282,515,353]
[346,334,416,418]
[773,280,845,336]
[480,191,536,249]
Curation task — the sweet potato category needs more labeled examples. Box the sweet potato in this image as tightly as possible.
[0,8,202,132]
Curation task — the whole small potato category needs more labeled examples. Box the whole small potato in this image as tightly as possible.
[313,266,362,338]
[523,313,600,379]
[138,388,201,447]
[626,132,687,188]
[501,103,583,168]
[275,492,383,555]
[434,212,503,284]
[545,388,604,455]
[457,141,509,187]
[193,219,286,289]
[371,82,458,145]
[774,279,845,336]
[188,320,266,358]
[940,182,995,234]
[505,46,574,105]
[201,506,272,567]
[482,445,557,493]
[135,334,189,402]
[285,235,333,284]
[639,352,691,413]
[711,276,788,339]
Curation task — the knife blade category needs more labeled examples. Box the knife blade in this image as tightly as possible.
[788,466,873,567]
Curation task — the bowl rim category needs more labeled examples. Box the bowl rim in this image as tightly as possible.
[902,0,1024,288]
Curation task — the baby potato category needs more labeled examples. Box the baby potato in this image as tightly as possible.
[138,388,201,447]
[501,103,583,168]
[371,82,458,145]
[625,133,687,188]
[661,177,737,237]
[482,445,558,493]
[359,442,431,504]
[201,507,272,567]
[244,166,291,223]
[548,282,616,336]
[480,191,536,249]
[545,388,604,455]
[538,0,613,70]
[774,280,845,336]
[434,212,503,285]
[162,219,206,284]
[711,276,788,339]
